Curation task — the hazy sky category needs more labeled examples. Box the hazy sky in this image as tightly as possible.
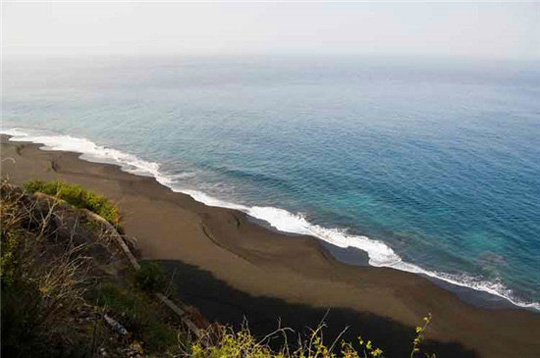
[3,1,540,59]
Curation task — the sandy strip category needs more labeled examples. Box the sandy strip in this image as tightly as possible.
[1,136,539,358]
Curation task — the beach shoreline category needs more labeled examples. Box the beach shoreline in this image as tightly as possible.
[2,135,539,357]
[3,128,537,312]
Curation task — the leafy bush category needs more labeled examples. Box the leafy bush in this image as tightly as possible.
[135,261,168,293]
[23,180,120,225]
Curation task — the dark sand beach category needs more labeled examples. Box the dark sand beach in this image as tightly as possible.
[1,136,539,358]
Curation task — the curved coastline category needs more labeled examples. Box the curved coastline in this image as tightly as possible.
[1,127,538,312]
[2,132,540,357]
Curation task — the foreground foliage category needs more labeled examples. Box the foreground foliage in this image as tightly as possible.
[190,315,434,358]
[1,182,182,357]
[24,180,120,225]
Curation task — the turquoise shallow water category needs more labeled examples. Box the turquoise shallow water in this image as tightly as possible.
[3,56,540,310]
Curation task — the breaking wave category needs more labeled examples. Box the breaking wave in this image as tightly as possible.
[2,127,539,312]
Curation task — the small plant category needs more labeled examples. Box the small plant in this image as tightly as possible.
[410,313,435,358]
[23,180,120,225]
[135,261,168,293]
[341,337,384,358]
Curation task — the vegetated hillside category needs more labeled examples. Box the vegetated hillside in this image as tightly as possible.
[0,180,434,358]
[0,181,200,357]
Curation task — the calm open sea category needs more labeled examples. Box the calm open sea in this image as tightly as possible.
[3,55,539,310]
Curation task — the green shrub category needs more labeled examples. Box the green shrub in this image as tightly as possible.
[135,261,167,293]
[22,180,46,195]
[23,180,120,225]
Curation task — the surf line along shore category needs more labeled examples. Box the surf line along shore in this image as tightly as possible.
[1,135,539,358]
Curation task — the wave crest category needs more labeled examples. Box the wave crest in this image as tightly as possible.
[2,127,539,312]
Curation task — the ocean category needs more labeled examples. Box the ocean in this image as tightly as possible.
[2,55,539,311]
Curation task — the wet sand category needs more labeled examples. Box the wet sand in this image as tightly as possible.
[1,136,539,358]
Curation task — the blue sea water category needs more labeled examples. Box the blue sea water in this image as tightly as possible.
[2,56,539,310]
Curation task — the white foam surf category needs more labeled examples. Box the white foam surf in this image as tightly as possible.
[2,127,539,312]
[180,190,540,311]
[1,127,173,186]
